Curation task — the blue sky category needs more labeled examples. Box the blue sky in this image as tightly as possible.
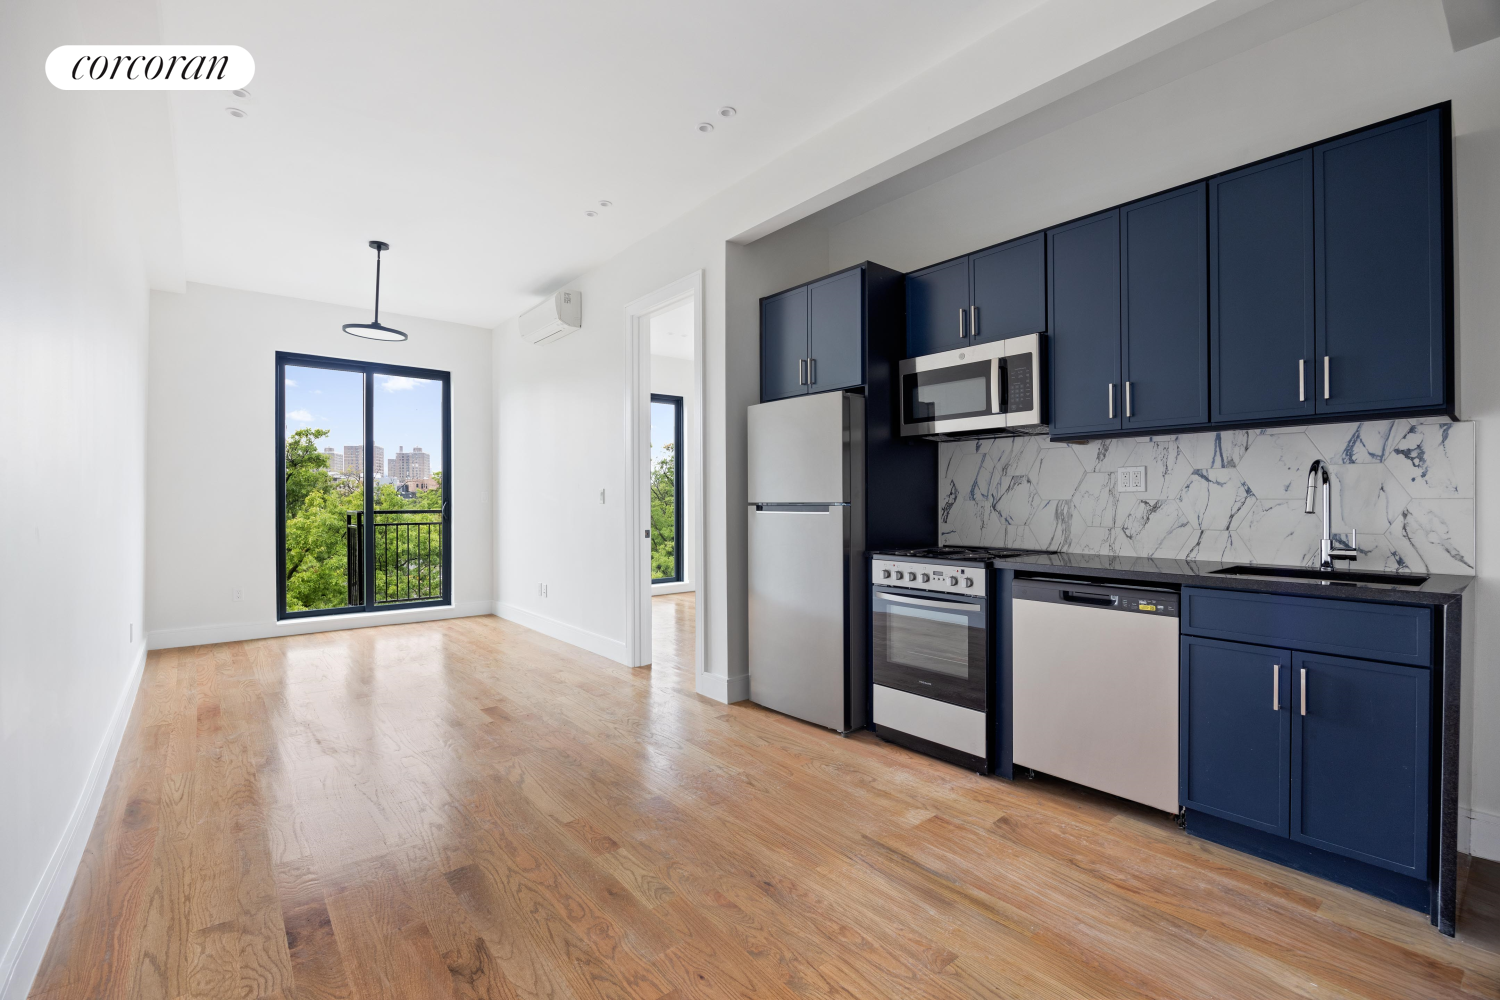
[651,398,679,466]
[284,365,443,473]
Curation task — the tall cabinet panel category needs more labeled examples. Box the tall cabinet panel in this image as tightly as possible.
[1121,184,1208,430]
[970,234,1046,345]
[808,269,864,393]
[1315,108,1447,413]
[761,286,808,402]
[905,258,970,358]
[1210,151,1316,424]
[1047,210,1121,438]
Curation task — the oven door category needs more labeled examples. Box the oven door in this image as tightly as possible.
[899,357,1002,437]
[871,588,987,711]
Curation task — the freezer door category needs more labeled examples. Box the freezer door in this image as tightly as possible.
[748,503,849,730]
[747,392,849,503]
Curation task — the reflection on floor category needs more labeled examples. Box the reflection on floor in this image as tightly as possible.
[652,591,694,672]
[28,609,1500,1000]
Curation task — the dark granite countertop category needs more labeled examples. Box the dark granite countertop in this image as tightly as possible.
[989,550,1471,604]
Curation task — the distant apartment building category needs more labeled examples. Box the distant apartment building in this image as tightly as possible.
[343,444,383,477]
[388,446,432,482]
[321,447,343,474]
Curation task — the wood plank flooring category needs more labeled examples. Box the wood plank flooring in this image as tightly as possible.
[30,597,1500,1000]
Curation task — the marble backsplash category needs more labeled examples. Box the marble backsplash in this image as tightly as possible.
[939,418,1475,575]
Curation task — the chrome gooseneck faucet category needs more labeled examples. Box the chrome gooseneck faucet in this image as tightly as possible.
[1305,459,1358,570]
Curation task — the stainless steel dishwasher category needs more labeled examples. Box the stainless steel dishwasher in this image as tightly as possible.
[1011,578,1181,814]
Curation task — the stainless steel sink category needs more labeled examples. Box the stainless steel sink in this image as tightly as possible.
[1209,564,1429,587]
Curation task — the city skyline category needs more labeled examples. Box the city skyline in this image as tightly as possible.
[284,364,444,474]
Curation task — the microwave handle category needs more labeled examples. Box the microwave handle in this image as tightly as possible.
[992,357,1003,415]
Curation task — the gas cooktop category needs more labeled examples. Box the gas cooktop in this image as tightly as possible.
[876,545,1057,562]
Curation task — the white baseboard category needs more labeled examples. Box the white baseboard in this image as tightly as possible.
[146,601,494,650]
[694,670,750,704]
[492,601,629,665]
[1469,807,1500,862]
[0,644,147,1000]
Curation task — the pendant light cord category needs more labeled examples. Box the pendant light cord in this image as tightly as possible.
[373,247,382,324]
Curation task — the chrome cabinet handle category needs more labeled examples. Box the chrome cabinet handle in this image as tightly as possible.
[970,305,980,340]
[1273,664,1280,711]
[1324,356,1330,400]
[809,358,816,384]
[959,308,968,339]
[1299,359,1306,402]
[1300,668,1307,716]
[798,358,807,385]
[1108,383,1115,419]
[1125,381,1133,419]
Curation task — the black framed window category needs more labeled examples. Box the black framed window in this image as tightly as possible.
[650,393,684,584]
[277,352,452,619]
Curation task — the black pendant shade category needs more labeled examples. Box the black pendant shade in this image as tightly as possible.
[343,240,408,341]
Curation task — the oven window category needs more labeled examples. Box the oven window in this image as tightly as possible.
[885,604,971,678]
[903,360,993,424]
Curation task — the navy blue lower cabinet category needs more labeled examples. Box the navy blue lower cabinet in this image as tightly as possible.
[1047,209,1122,438]
[761,286,809,402]
[906,257,970,358]
[808,269,864,392]
[1180,637,1290,836]
[1291,651,1430,878]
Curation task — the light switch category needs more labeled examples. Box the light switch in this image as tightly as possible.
[1118,467,1146,493]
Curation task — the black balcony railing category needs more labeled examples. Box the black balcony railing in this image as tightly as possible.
[345,508,444,606]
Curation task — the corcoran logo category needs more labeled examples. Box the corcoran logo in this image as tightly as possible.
[46,45,254,90]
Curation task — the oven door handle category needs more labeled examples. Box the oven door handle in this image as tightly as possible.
[876,592,983,612]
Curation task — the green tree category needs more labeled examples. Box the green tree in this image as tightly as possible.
[284,427,333,516]
[650,444,677,580]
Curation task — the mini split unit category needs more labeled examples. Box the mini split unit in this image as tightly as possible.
[518,289,582,344]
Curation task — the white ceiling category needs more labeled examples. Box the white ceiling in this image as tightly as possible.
[649,299,694,360]
[160,0,1050,327]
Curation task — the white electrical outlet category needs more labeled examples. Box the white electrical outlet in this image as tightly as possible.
[232,586,244,602]
[539,583,548,597]
[1118,466,1146,492]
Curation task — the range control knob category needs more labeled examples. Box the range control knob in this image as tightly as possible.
[949,576,959,586]
[881,569,891,579]
[920,573,931,583]
[964,578,974,588]
[894,571,904,580]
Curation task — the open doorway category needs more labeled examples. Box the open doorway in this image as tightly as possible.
[625,273,703,677]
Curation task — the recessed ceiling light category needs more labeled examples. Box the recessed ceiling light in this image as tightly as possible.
[584,210,598,217]
[597,200,613,208]
[719,106,737,118]
[696,122,714,133]
[226,107,247,118]
[231,88,251,99]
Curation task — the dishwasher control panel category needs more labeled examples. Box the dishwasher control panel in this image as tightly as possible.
[1012,578,1179,617]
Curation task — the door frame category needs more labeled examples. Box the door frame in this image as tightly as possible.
[624,271,705,671]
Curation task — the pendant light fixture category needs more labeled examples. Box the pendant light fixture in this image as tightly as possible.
[342,240,408,341]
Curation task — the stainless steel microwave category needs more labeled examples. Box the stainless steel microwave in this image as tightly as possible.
[898,333,1046,437]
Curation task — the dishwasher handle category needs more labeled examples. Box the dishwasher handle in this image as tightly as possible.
[1060,590,1118,607]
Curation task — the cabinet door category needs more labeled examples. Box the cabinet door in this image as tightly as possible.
[1047,210,1121,437]
[761,286,808,402]
[808,269,864,393]
[905,258,969,358]
[1314,109,1447,413]
[1180,637,1290,836]
[970,234,1045,345]
[1291,652,1430,878]
[1121,183,1208,431]
[1210,151,1315,424]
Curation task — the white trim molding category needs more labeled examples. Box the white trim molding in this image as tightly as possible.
[651,581,696,596]
[0,645,147,1000]
[1469,806,1500,862]
[695,669,750,705]
[493,601,630,665]
[147,601,494,649]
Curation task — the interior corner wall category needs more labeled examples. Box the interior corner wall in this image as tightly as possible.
[819,0,1500,858]
[145,284,495,649]
[0,0,163,993]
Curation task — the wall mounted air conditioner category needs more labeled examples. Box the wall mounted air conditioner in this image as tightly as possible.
[518,289,582,344]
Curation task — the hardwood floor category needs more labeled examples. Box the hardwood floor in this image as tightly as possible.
[30,609,1500,1000]
[651,593,695,673]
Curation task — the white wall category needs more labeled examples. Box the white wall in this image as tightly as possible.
[0,0,171,992]
[815,0,1500,856]
[146,283,494,648]
[650,352,696,595]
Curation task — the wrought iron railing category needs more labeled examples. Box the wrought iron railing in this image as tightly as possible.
[345,508,444,606]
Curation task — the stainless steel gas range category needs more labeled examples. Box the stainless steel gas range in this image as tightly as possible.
[868,545,1052,772]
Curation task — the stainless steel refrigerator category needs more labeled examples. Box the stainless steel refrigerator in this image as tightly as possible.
[747,391,866,732]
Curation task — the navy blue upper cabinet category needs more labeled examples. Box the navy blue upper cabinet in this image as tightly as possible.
[905,258,969,358]
[1180,636,1290,837]
[1210,151,1316,424]
[1315,108,1448,414]
[761,286,809,402]
[970,234,1046,344]
[1122,184,1208,430]
[807,269,864,393]
[1048,210,1122,437]
[1291,651,1430,878]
